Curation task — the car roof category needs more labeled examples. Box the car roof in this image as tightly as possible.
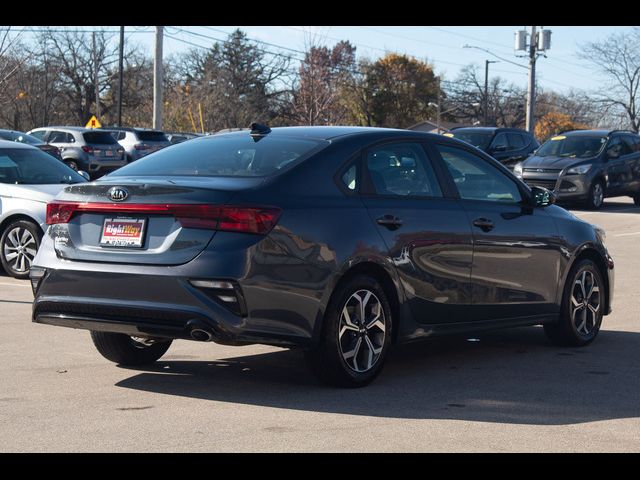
[0,139,39,149]
[31,126,93,132]
[451,126,529,134]
[104,127,165,133]
[214,125,424,141]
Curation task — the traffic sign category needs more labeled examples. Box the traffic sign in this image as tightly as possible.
[85,115,102,129]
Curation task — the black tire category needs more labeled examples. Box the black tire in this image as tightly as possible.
[64,159,79,171]
[0,219,42,279]
[585,180,604,210]
[632,194,640,206]
[544,259,604,347]
[90,331,172,366]
[304,275,392,388]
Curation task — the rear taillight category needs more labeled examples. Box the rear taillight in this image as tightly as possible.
[45,201,281,234]
[81,146,94,153]
[134,144,150,151]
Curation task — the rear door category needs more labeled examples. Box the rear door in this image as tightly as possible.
[604,135,633,195]
[432,141,562,321]
[359,140,474,324]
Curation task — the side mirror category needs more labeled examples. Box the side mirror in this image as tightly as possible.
[78,170,90,181]
[531,186,556,207]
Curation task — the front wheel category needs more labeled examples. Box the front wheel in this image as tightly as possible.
[544,259,604,347]
[305,275,392,388]
[585,180,604,210]
[64,160,79,171]
[90,331,172,366]
[0,219,41,279]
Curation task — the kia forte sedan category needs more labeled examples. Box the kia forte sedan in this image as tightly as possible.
[31,125,614,387]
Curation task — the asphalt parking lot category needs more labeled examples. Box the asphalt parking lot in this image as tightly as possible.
[1,197,639,452]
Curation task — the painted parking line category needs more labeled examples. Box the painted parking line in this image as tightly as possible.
[614,232,640,237]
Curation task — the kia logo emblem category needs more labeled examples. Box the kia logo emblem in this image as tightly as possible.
[108,187,129,202]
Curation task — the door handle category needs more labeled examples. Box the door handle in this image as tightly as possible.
[473,218,494,232]
[376,214,403,230]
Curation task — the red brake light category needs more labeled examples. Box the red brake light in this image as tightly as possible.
[81,146,94,153]
[45,201,281,234]
[134,144,150,150]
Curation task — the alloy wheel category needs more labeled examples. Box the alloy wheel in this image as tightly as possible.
[3,227,37,274]
[338,289,386,373]
[570,270,601,336]
[592,183,604,208]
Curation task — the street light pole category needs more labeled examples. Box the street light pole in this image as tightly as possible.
[117,26,124,127]
[484,60,499,126]
[525,25,537,133]
[153,26,164,130]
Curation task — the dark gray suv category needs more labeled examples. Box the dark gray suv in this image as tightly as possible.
[515,129,640,209]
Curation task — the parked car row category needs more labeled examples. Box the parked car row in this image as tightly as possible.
[445,126,640,210]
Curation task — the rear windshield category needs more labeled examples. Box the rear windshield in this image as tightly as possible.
[109,134,327,178]
[83,131,119,144]
[0,131,43,145]
[0,148,86,185]
[137,131,169,142]
[536,135,607,158]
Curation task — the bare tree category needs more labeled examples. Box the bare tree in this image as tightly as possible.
[579,30,640,132]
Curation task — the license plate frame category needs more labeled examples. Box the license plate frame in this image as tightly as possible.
[99,217,147,248]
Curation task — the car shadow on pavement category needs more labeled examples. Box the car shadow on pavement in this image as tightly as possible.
[115,326,640,426]
[566,199,640,214]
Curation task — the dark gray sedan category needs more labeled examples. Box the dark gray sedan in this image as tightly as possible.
[31,125,614,387]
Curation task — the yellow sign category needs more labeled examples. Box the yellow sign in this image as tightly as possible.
[85,115,102,129]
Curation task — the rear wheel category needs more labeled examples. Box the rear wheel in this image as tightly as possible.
[0,219,41,279]
[305,275,392,388]
[585,180,604,210]
[90,331,172,366]
[632,194,640,206]
[544,259,604,346]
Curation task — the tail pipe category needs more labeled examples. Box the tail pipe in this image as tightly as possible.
[185,319,215,342]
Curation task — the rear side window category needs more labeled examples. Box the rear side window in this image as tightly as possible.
[109,134,327,178]
[507,133,525,149]
[48,131,70,143]
[341,164,357,191]
[365,142,442,197]
[137,131,169,142]
[83,131,119,144]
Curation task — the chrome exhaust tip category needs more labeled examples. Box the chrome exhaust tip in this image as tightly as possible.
[190,328,213,342]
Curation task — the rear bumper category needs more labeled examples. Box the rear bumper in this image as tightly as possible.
[31,267,314,347]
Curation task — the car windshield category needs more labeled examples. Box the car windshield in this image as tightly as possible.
[83,131,119,144]
[449,131,494,150]
[536,135,607,158]
[0,148,86,185]
[108,134,327,178]
[0,131,43,145]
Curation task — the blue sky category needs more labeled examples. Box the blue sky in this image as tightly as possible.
[17,26,632,94]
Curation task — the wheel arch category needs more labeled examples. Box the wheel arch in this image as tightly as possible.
[0,213,44,238]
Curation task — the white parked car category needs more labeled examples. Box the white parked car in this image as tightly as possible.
[0,140,88,278]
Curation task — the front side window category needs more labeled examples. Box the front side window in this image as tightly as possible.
[436,144,522,203]
[507,133,525,149]
[0,148,86,185]
[491,132,509,150]
[109,134,327,178]
[29,130,47,141]
[365,142,442,197]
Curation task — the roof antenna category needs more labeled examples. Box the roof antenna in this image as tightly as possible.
[249,122,271,139]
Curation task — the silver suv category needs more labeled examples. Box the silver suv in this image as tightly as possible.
[105,128,170,163]
[28,127,125,179]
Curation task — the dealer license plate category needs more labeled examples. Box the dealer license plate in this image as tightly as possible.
[99,217,146,248]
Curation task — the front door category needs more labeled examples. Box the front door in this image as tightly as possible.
[433,142,563,322]
[360,141,474,325]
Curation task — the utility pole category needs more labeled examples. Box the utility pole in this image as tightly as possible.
[153,26,164,130]
[117,26,124,127]
[92,32,101,120]
[484,60,498,126]
[525,25,537,133]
